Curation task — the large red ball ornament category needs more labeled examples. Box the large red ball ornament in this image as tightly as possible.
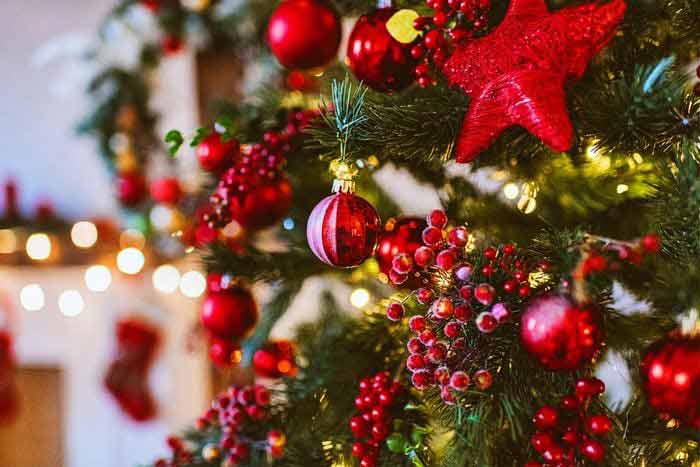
[307,191,381,268]
[641,333,700,427]
[376,217,425,282]
[229,179,293,230]
[267,0,341,70]
[150,177,182,205]
[253,341,297,379]
[347,8,417,93]
[116,171,147,206]
[196,133,240,172]
[201,289,258,340]
[520,295,603,371]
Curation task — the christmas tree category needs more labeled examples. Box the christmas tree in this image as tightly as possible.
[80,0,700,465]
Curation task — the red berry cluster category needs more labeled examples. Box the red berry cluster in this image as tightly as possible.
[527,378,612,466]
[349,371,404,467]
[188,384,286,464]
[575,234,661,280]
[153,436,193,467]
[206,110,317,228]
[386,209,543,403]
[411,0,491,87]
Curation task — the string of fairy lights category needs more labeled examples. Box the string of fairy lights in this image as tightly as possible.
[0,220,207,317]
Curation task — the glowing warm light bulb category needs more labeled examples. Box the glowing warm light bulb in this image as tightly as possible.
[0,229,17,254]
[71,221,98,248]
[117,248,145,275]
[616,184,629,194]
[152,265,180,293]
[85,265,112,292]
[20,284,45,311]
[503,183,519,200]
[179,271,206,298]
[26,233,52,260]
[350,288,370,308]
[58,290,85,317]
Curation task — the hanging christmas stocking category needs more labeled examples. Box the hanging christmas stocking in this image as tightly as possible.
[104,318,161,422]
[0,330,19,425]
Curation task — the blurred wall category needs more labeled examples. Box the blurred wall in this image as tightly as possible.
[0,0,118,219]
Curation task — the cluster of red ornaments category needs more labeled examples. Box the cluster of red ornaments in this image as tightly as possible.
[385,209,538,402]
[103,318,161,422]
[527,377,611,466]
[411,0,491,88]
[155,384,285,466]
[349,371,404,467]
[201,274,258,368]
[206,110,317,231]
[252,340,298,379]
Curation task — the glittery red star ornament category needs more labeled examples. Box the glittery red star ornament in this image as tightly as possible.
[443,0,626,163]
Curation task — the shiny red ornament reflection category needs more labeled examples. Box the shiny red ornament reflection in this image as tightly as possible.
[307,192,381,268]
[201,288,258,340]
[253,341,297,378]
[229,179,293,230]
[641,333,700,427]
[375,217,425,283]
[443,0,626,162]
[520,295,603,371]
[267,0,341,70]
[346,8,417,92]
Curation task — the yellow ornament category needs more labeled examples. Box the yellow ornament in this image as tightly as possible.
[201,444,220,462]
[386,9,420,44]
[115,150,139,173]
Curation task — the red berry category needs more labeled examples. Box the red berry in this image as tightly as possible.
[562,426,578,445]
[392,253,413,274]
[561,395,579,411]
[407,337,425,354]
[427,209,448,228]
[476,312,498,333]
[389,269,409,285]
[473,369,493,390]
[454,264,473,282]
[433,11,448,26]
[407,354,426,372]
[580,438,606,462]
[640,234,661,253]
[359,456,377,467]
[197,133,239,172]
[474,283,495,305]
[586,414,612,436]
[422,226,443,246]
[355,396,366,411]
[423,29,443,49]
[414,246,436,267]
[254,386,270,406]
[440,385,456,405]
[378,390,394,407]
[370,406,386,422]
[351,442,365,458]
[449,371,470,391]
[434,366,450,385]
[427,342,448,363]
[531,431,554,453]
[436,249,457,270]
[542,444,564,463]
[386,302,405,321]
[231,443,250,460]
[448,227,469,247]
[416,288,434,304]
[444,320,461,338]
[518,284,531,298]
[411,369,432,390]
[481,264,495,277]
[575,378,605,400]
[533,406,559,430]
[431,297,454,319]
[502,244,515,256]
[490,303,511,323]
[459,285,473,300]
[350,416,368,437]
[409,315,427,332]
[237,387,255,405]
[503,279,517,293]
[484,247,497,261]
[410,44,425,59]
[453,303,472,322]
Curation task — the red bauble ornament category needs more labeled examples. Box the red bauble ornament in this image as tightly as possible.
[307,191,381,268]
[346,8,417,92]
[208,337,241,369]
[375,217,425,283]
[442,0,626,162]
[229,179,293,230]
[196,133,240,172]
[253,341,297,378]
[641,332,700,427]
[267,0,341,70]
[116,171,146,206]
[520,295,603,371]
[201,289,258,340]
[104,318,160,422]
[150,177,182,205]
